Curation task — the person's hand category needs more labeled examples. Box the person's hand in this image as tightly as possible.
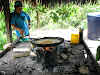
[20,29,24,35]
[19,29,24,37]
[17,28,24,37]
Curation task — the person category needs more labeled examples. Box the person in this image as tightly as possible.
[11,1,31,41]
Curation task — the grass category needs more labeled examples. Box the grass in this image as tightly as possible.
[0,1,100,50]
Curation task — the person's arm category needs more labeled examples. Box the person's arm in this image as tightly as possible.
[25,12,31,29]
[11,24,24,36]
[11,13,24,36]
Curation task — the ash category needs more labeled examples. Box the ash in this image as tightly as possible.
[0,41,97,75]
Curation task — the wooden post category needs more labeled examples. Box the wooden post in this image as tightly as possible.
[37,10,40,29]
[59,0,62,6]
[36,0,40,29]
[2,0,12,43]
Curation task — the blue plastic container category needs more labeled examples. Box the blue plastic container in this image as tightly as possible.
[87,12,100,40]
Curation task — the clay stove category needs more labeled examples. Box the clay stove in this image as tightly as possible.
[31,37,90,74]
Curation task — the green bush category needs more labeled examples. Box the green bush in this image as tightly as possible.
[0,12,7,50]
[1,1,100,50]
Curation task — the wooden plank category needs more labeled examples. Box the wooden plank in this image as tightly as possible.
[82,40,100,74]
[83,29,100,59]
[84,39,100,59]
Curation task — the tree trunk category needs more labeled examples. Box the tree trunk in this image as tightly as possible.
[2,0,12,42]
[0,0,3,11]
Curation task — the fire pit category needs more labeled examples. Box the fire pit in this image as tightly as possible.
[0,37,99,75]
[31,37,89,73]
[31,37,64,71]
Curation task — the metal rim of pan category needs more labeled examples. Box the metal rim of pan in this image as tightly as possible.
[31,37,64,47]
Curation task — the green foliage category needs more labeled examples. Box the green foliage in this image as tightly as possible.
[22,1,100,29]
[0,31,7,50]
[0,12,7,50]
[0,12,6,32]
[35,4,47,13]
[10,1,14,12]
[50,11,59,22]
[1,1,100,50]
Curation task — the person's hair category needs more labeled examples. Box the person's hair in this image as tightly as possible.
[14,1,22,8]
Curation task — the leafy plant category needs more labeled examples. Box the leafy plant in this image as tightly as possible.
[1,1,100,50]
[50,11,59,22]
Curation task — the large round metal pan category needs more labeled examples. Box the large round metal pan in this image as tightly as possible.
[31,37,64,47]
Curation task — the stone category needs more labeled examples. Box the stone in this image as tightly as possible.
[3,43,12,49]
[79,66,89,74]
[13,47,31,58]
[0,50,3,53]
[30,51,37,57]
